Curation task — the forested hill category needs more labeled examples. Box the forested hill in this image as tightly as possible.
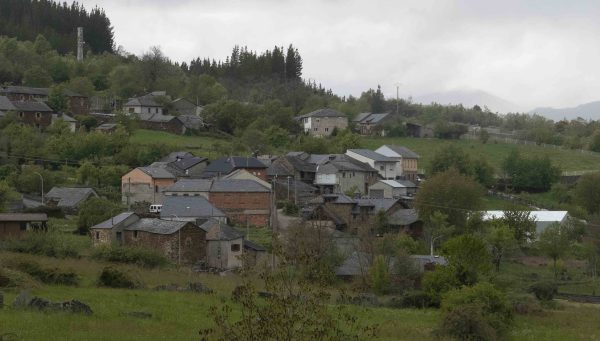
[0,0,114,54]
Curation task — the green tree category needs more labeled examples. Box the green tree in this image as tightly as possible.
[429,145,473,178]
[538,223,571,279]
[67,76,96,97]
[478,128,490,143]
[48,85,68,113]
[370,255,391,295]
[573,172,600,214]
[501,208,536,245]
[0,180,18,212]
[442,234,491,285]
[485,221,518,271]
[415,168,484,229]
[78,197,121,234]
[23,65,52,87]
[374,209,389,235]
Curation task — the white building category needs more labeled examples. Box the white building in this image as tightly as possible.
[346,149,400,180]
[482,210,569,237]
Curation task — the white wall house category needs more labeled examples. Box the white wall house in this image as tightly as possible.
[374,145,420,182]
[345,149,400,180]
[483,211,569,237]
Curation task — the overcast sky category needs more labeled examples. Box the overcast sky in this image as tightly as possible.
[80,0,600,109]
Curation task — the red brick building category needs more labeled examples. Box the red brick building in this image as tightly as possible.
[208,179,272,227]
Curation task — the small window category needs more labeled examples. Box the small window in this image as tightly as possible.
[183,193,189,197]
[155,108,158,114]
[147,108,151,113]
[379,166,384,171]
[155,185,159,193]
[313,127,318,131]
[325,127,329,132]
[19,112,24,118]
[128,108,134,113]
[95,231,100,240]
[133,230,139,238]
[35,112,41,118]
[231,244,241,252]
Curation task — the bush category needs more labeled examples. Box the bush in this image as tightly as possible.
[529,281,557,301]
[282,201,299,216]
[422,266,460,306]
[15,261,78,286]
[508,293,543,316]
[1,232,79,258]
[387,290,436,309]
[98,266,139,289]
[437,282,513,340]
[91,246,169,268]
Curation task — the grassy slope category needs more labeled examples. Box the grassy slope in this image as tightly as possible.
[131,130,600,172]
[1,251,600,340]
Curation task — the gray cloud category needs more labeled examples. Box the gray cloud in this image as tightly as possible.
[81,0,600,108]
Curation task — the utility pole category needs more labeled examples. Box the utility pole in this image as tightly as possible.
[395,82,401,115]
[33,172,44,205]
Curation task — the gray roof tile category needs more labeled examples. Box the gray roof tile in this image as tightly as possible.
[160,196,225,218]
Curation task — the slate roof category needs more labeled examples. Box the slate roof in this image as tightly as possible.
[91,212,137,229]
[164,179,213,192]
[137,113,179,123]
[389,209,420,226]
[298,108,346,119]
[352,112,372,123]
[57,113,77,122]
[160,151,194,163]
[378,180,417,188]
[96,123,117,130]
[335,251,447,276]
[347,149,395,162]
[201,156,267,178]
[124,218,191,235]
[317,157,378,173]
[160,196,225,218]
[169,156,207,172]
[383,145,420,159]
[178,114,204,129]
[0,96,16,111]
[12,100,53,112]
[244,239,267,251]
[211,179,270,192]
[354,198,399,212]
[125,94,162,107]
[45,187,97,208]
[0,86,82,97]
[0,213,48,222]
[139,166,176,179]
[200,219,244,241]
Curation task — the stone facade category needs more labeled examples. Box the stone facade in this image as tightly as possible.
[123,223,206,264]
[302,116,348,137]
[67,96,90,116]
[206,238,243,269]
[208,192,271,226]
[16,111,53,130]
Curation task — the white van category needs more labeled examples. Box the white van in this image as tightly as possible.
[149,204,163,213]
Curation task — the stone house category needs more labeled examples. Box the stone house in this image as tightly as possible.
[45,187,98,213]
[388,209,423,237]
[0,96,55,130]
[352,112,395,136]
[123,219,206,264]
[296,108,348,137]
[89,212,207,264]
[374,145,421,182]
[368,179,418,199]
[0,86,90,116]
[201,219,245,270]
[267,153,317,185]
[314,155,379,195]
[121,166,176,206]
[346,149,400,180]
[123,92,165,115]
[0,213,48,239]
[200,156,268,181]
[137,112,186,135]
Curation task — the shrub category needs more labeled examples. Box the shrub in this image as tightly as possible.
[91,246,169,268]
[508,293,543,316]
[1,232,79,258]
[437,282,513,340]
[282,201,299,216]
[529,281,557,301]
[422,266,460,306]
[15,261,79,286]
[387,290,436,309]
[98,266,139,289]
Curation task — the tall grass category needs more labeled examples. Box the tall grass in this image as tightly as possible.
[90,246,169,268]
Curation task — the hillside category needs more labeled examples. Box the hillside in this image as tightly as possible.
[413,89,523,114]
[530,101,600,121]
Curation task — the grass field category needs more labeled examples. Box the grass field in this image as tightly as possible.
[2,249,600,340]
[130,130,600,172]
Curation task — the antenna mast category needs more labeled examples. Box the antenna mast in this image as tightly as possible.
[77,27,84,62]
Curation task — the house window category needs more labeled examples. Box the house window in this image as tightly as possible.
[155,185,159,193]
[133,230,138,238]
[20,95,25,100]
[325,128,329,132]
[313,127,318,131]
[35,112,41,119]
[342,172,345,178]
[183,193,189,197]
[155,108,159,114]
[19,112,24,118]
[379,166,384,171]
[231,244,241,252]
[147,108,151,113]
[95,231,100,240]
[128,108,134,113]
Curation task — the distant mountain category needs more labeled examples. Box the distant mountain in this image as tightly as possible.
[529,101,600,121]
[412,89,523,114]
